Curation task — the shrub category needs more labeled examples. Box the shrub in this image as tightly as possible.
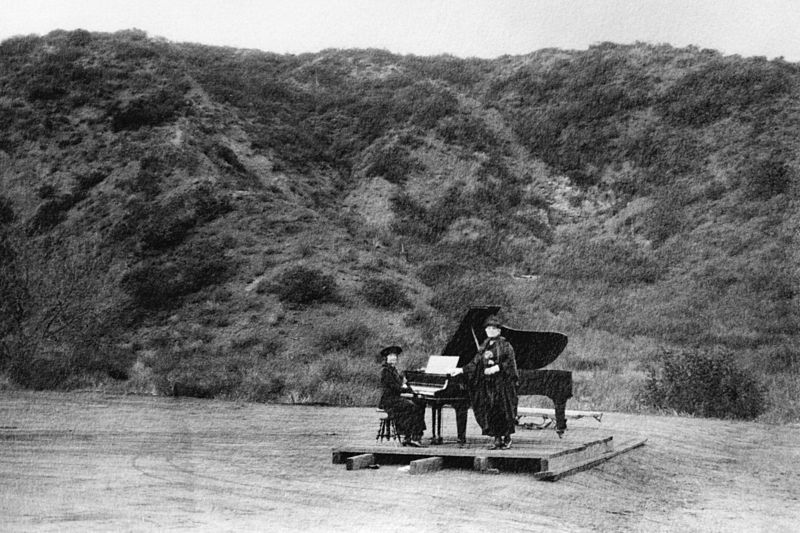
[658,60,792,127]
[738,156,793,200]
[165,353,245,399]
[110,86,189,131]
[640,347,766,419]
[120,238,232,308]
[314,320,372,353]
[244,375,287,402]
[135,205,196,252]
[760,343,800,374]
[0,195,15,225]
[270,266,338,305]
[547,235,663,285]
[417,261,467,287]
[361,140,423,184]
[361,277,412,310]
[436,114,500,153]
[8,351,74,390]
[27,194,82,235]
[429,275,513,320]
[0,34,41,58]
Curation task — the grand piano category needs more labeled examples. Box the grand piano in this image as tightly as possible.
[404,306,571,443]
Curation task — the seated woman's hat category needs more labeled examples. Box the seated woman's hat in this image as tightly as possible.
[380,345,403,357]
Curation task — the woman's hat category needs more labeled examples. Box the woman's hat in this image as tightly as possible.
[380,345,403,358]
[483,315,502,328]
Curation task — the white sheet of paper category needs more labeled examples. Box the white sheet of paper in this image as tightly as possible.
[424,356,460,374]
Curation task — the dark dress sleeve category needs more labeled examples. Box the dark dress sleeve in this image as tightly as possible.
[380,366,403,395]
[499,339,518,383]
[461,342,486,384]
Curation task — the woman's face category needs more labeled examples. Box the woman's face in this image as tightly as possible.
[485,326,501,338]
[385,354,398,366]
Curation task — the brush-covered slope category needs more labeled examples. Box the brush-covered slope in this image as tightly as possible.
[0,30,797,419]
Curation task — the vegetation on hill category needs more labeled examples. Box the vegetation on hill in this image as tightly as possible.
[0,30,797,421]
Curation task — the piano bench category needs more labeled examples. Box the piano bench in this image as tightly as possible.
[375,409,400,443]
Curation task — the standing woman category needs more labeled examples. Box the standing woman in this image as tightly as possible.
[454,316,518,449]
[378,345,426,447]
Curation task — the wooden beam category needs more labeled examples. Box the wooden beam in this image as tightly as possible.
[535,439,647,481]
[517,407,604,422]
[345,453,375,470]
[409,456,443,475]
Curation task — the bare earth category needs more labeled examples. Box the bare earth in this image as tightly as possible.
[1,391,799,532]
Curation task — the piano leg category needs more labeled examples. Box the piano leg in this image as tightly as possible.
[455,403,467,443]
[430,406,444,444]
[554,399,567,435]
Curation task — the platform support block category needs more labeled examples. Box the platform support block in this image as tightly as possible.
[345,453,375,470]
[473,456,500,474]
[409,456,443,475]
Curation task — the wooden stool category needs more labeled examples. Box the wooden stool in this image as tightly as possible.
[376,409,400,443]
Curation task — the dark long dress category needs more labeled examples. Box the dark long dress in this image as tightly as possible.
[462,336,518,437]
[378,364,426,439]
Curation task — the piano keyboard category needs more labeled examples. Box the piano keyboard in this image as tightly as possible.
[407,384,447,397]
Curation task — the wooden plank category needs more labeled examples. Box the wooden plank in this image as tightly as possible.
[409,456,444,475]
[334,445,557,459]
[542,437,613,472]
[535,439,647,481]
[517,407,604,422]
[547,436,613,459]
[345,453,375,470]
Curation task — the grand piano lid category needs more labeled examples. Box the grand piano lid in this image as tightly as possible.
[441,306,568,370]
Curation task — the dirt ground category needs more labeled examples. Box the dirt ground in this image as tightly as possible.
[1,391,799,532]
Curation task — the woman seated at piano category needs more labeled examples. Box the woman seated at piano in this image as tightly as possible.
[378,345,426,447]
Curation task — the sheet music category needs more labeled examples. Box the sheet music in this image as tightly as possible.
[424,356,460,374]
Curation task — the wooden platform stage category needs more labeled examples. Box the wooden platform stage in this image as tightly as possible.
[332,433,646,481]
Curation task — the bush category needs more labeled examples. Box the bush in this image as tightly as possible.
[8,351,74,390]
[361,277,412,310]
[641,347,766,419]
[244,375,287,402]
[121,238,232,308]
[361,138,423,184]
[417,261,467,287]
[164,351,246,399]
[314,320,372,353]
[658,59,792,127]
[27,194,82,235]
[0,195,15,226]
[738,156,793,200]
[436,114,501,153]
[110,86,189,131]
[429,275,513,320]
[270,266,338,305]
[547,235,663,285]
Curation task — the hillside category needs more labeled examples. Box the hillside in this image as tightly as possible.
[0,30,797,420]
